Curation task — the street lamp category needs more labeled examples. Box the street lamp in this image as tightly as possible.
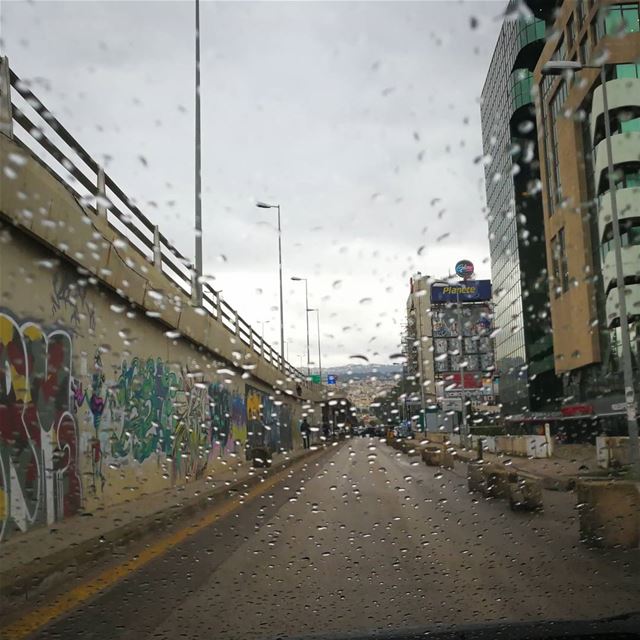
[193,0,203,305]
[541,59,640,476]
[308,307,322,382]
[259,319,270,342]
[256,201,285,369]
[291,276,311,377]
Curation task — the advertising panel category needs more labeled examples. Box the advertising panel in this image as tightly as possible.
[430,279,492,303]
[430,303,494,374]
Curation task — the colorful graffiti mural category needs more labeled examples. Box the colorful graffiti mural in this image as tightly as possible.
[207,383,247,458]
[0,311,82,541]
[0,308,287,542]
[109,357,179,464]
[245,385,293,455]
[72,350,108,493]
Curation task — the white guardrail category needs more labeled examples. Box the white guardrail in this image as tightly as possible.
[0,56,310,385]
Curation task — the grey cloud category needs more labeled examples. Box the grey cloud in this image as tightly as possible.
[4,0,503,366]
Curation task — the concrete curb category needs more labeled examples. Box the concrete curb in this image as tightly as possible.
[0,446,332,609]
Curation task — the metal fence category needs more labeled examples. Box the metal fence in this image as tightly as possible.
[0,57,308,384]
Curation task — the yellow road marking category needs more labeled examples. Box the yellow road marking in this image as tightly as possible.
[3,454,320,640]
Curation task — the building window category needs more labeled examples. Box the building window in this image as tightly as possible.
[558,228,569,293]
[621,117,640,134]
[511,69,534,110]
[554,34,567,62]
[601,222,640,263]
[579,36,589,64]
[547,82,568,206]
[615,63,640,79]
[551,235,561,297]
[551,231,569,296]
[599,163,640,195]
[590,19,599,46]
[517,17,546,48]
[567,13,576,50]
[604,3,640,34]
[593,105,640,146]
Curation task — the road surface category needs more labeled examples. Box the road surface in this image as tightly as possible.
[21,438,640,639]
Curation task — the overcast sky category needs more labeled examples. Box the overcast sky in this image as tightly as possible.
[1,0,505,369]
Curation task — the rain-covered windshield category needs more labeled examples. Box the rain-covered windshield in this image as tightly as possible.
[1,1,639,639]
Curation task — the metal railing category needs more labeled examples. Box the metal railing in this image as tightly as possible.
[0,57,309,385]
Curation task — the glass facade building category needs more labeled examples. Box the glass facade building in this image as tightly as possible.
[481,3,561,414]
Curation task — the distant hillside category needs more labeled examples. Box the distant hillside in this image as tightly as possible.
[326,363,402,380]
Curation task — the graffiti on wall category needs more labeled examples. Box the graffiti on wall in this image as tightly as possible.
[172,372,209,480]
[72,351,107,493]
[51,271,96,336]
[207,383,246,458]
[0,311,82,541]
[245,385,293,453]
[109,357,179,464]
[0,305,262,540]
[69,356,250,485]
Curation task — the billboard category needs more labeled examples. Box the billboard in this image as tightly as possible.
[430,279,492,303]
[431,303,494,374]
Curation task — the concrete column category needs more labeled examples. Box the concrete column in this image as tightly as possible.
[216,291,222,320]
[96,167,107,217]
[191,269,199,307]
[153,225,162,269]
[0,56,12,138]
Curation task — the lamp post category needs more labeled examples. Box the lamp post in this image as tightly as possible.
[414,294,427,431]
[194,0,203,305]
[291,276,311,377]
[260,320,270,342]
[308,307,322,382]
[541,59,640,476]
[256,202,285,369]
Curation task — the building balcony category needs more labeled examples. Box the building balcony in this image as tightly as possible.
[598,187,640,241]
[590,78,640,146]
[512,18,546,72]
[517,17,546,49]
[602,244,640,292]
[606,282,640,328]
[510,69,534,112]
[593,131,640,192]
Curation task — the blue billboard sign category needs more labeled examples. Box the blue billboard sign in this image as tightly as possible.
[430,279,492,303]
[327,374,337,385]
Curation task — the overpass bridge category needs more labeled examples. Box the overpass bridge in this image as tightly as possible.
[0,56,322,541]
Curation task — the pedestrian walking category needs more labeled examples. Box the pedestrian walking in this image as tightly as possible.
[300,417,311,449]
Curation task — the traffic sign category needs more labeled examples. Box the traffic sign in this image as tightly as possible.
[327,374,337,385]
[311,374,321,384]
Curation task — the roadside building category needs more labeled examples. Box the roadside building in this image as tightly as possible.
[481,0,563,414]
[533,0,640,433]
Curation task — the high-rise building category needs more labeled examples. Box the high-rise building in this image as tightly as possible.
[533,0,640,427]
[481,1,562,414]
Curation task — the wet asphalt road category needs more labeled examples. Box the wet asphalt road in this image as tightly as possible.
[34,438,639,639]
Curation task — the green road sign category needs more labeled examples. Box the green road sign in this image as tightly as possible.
[311,374,321,383]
